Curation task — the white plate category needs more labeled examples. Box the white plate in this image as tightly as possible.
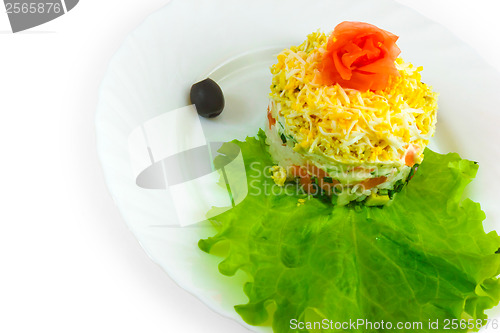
[96,0,500,331]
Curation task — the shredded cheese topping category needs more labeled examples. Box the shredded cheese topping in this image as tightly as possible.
[269,31,438,166]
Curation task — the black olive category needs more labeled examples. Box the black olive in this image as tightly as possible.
[190,78,225,118]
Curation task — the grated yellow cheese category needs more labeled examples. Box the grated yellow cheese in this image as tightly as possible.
[270,166,287,186]
[269,31,438,166]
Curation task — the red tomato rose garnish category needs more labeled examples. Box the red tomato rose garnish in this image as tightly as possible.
[318,21,401,91]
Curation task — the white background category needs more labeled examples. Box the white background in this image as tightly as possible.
[1,0,499,332]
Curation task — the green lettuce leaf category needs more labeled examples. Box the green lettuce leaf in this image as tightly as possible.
[199,130,500,332]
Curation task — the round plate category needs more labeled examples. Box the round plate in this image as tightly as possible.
[96,0,500,331]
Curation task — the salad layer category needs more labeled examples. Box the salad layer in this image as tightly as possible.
[268,31,438,167]
[266,101,415,205]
